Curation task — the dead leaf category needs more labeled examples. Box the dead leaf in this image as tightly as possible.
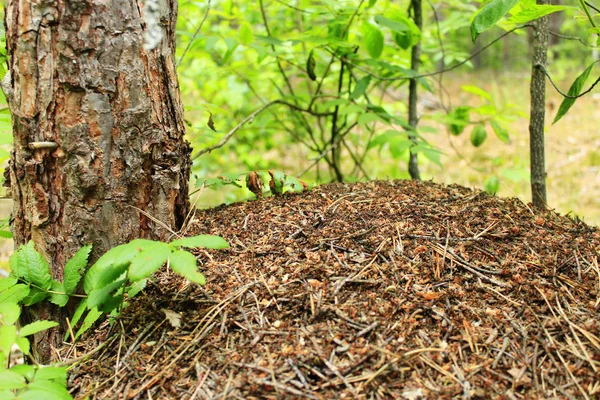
[161,308,181,328]
[207,111,217,132]
[246,171,263,198]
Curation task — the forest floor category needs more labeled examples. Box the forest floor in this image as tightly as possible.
[61,180,599,399]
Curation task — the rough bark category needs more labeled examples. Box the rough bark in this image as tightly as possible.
[3,0,191,361]
[407,0,422,180]
[529,1,549,209]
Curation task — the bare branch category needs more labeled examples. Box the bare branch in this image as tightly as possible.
[177,0,211,67]
[192,100,333,159]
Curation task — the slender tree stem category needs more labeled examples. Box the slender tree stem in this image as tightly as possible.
[529,1,549,209]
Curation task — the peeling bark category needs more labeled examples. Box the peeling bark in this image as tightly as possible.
[4,0,190,361]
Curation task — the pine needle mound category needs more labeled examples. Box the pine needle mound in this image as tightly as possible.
[65,180,600,399]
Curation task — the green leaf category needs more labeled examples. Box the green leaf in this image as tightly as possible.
[0,276,17,293]
[9,364,35,381]
[0,325,17,356]
[169,250,206,285]
[0,302,20,325]
[470,0,519,43]
[506,3,570,25]
[448,106,471,135]
[363,23,384,59]
[462,85,492,102]
[485,176,500,194]
[128,242,172,282]
[306,49,317,81]
[19,320,58,337]
[21,288,48,306]
[65,300,87,341]
[553,61,598,124]
[126,279,146,298]
[20,380,72,400]
[490,120,510,143]
[0,284,29,306]
[10,242,52,290]
[170,235,229,250]
[14,337,29,356]
[63,244,91,295]
[470,125,488,147]
[84,239,155,294]
[0,231,12,239]
[358,112,385,126]
[48,281,68,307]
[389,137,414,159]
[350,76,371,99]
[87,279,126,309]
[239,22,254,45]
[33,366,68,384]
[0,370,26,391]
[413,146,443,167]
[75,306,103,340]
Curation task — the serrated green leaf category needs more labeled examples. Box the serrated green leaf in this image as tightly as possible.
[0,325,17,356]
[65,300,87,341]
[553,61,598,124]
[63,244,91,295]
[470,125,488,147]
[19,320,58,337]
[170,235,229,250]
[33,366,68,384]
[128,242,172,282]
[0,276,17,293]
[0,284,29,306]
[363,23,384,59]
[0,302,20,325]
[14,337,29,356]
[0,370,26,391]
[10,242,52,290]
[470,0,519,43]
[87,279,126,309]
[490,120,510,143]
[21,288,47,306]
[127,279,147,298]
[84,239,155,294]
[9,364,35,381]
[100,294,124,314]
[20,380,71,400]
[169,251,205,285]
[75,306,103,340]
[49,281,68,307]
[350,76,371,100]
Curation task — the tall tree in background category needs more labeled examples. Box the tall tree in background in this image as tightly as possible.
[529,0,549,208]
[3,0,191,360]
[408,0,423,180]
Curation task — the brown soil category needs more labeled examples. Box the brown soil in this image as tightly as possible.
[62,180,600,399]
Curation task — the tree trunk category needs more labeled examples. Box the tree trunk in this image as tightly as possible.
[529,0,549,209]
[3,0,191,361]
[408,0,422,180]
